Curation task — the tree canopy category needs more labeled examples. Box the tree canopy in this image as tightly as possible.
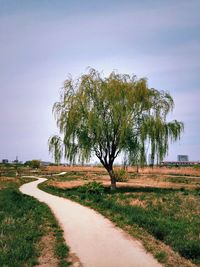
[49,68,184,189]
[24,160,41,169]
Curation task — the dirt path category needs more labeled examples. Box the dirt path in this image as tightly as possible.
[20,178,162,267]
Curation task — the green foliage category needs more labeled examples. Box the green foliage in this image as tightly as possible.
[114,168,129,182]
[49,68,184,187]
[48,135,63,164]
[24,160,41,169]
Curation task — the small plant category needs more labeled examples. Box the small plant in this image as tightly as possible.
[155,251,168,263]
[114,168,129,182]
[78,181,104,195]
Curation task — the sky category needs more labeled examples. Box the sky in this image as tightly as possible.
[0,0,200,163]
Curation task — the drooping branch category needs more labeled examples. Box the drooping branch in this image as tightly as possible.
[49,68,184,189]
[48,135,63,164]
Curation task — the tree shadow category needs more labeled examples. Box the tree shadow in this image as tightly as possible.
[105,186,184,194]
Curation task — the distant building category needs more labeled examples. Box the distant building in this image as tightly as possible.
[177,155,189,162]
[2,159,9,164]
[13,156,19,163]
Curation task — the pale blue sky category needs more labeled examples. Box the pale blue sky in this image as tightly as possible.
[0,0,199,162]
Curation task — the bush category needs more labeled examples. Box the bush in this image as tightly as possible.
[77,181,104,195]
[155,251,168,263]
[114,168,129,182]
[24,160,41,169]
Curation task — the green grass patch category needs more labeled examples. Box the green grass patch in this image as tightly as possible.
[155,251,168,263]
[0,188,70,267]
[0,177,70,267]
[165,176,200,185]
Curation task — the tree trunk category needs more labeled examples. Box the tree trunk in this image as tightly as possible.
[98,158,117,190]
[136,164,139,173]
[107,168,116,190]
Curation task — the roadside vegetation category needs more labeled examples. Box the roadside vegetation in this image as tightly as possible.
[0,174,70,267]
[40,168,200,267]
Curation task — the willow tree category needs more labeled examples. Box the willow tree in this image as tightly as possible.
[49,68,183,189]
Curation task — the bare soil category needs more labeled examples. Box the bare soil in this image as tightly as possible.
[49,174,200,190]
[36,233,59,267]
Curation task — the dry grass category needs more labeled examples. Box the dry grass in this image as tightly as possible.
[45,165,106,173]
[0,176,27,190]
[49,174,200,191]
[129,198,147,208]
[128,166,200,176]
[44,165,200,177]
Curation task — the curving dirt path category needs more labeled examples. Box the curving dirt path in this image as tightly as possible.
[20,178,162,267]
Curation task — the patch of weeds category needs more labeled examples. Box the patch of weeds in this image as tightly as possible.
[114,168,129,182]
[155,251,168,263]
[77,181,104,195]
[54,228,69,264]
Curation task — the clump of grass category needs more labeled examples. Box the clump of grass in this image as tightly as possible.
[155,251,168,263]
[77,181,104,195]
[54,228,69,262]
[114,168,129,182]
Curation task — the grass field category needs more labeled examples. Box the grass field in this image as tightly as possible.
[0,176,70,267]
[40,166,200,267]
[1,165,199,266]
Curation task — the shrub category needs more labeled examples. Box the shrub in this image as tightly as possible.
[77,182,104,195]
[114,168,129,182]
[155,251,168,263]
